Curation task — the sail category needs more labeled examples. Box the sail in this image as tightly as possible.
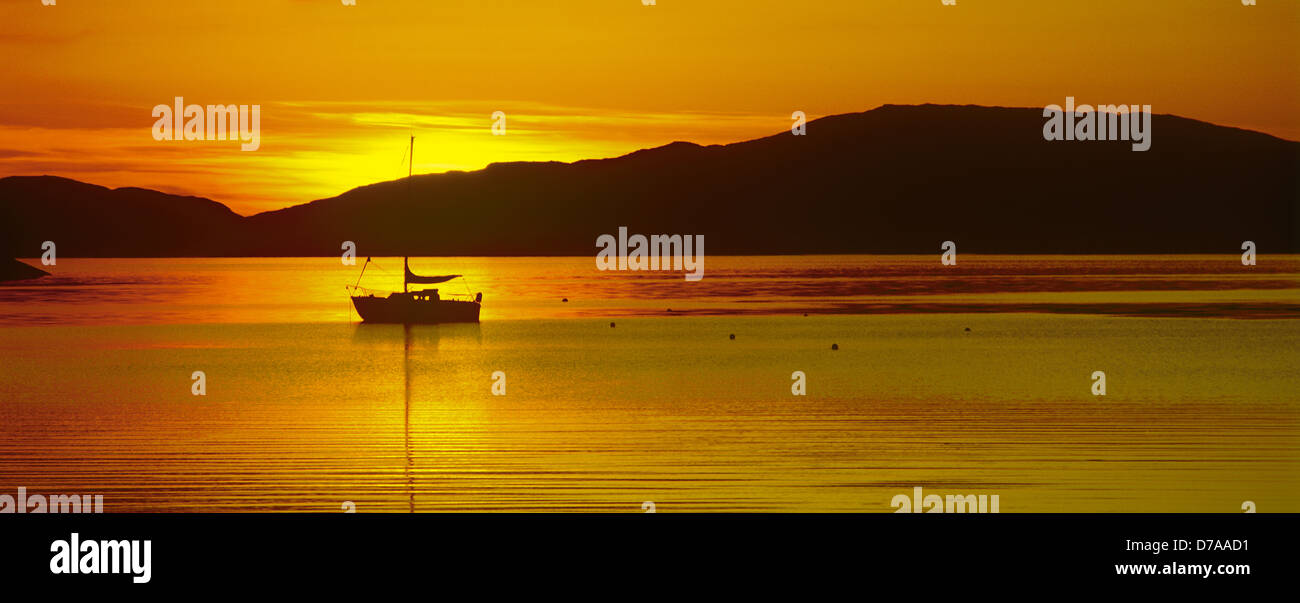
[404,258,459,285]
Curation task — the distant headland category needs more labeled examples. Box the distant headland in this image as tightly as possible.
[1,258,48,283]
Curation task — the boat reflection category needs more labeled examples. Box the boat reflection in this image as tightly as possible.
[351,322,482,511]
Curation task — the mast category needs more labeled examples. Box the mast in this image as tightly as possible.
[405,135,413,294]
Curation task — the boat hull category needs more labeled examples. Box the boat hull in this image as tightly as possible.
[351,295,480,324]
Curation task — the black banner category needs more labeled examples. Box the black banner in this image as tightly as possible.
[1,513,1283,591]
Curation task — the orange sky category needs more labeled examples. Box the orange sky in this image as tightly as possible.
[1,0,1297,215]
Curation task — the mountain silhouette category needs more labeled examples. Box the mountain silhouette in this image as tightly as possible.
[2,104,1296,257]
[0,176,243,257]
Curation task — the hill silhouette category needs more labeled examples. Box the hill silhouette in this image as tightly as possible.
[2,104,1296,257]
[0,176,243,257]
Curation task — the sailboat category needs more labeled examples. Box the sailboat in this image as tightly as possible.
[350,257,481,323]
[348,136,483,324]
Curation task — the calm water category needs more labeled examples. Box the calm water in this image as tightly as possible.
[0,256,1297,512]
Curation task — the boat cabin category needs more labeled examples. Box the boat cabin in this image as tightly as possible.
[398,289,440,302]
